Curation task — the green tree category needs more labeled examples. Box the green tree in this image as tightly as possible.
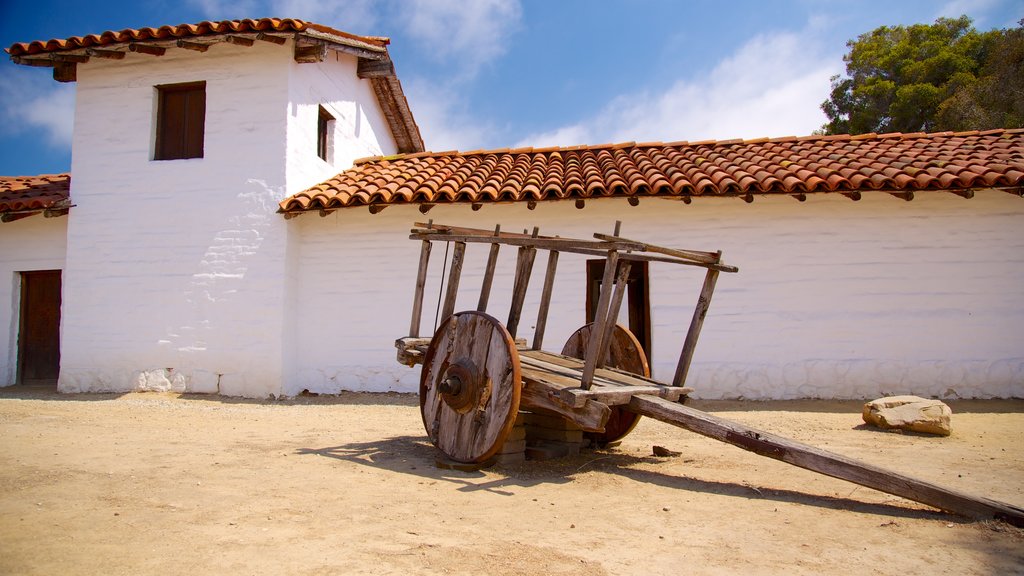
[821,16,1024,134]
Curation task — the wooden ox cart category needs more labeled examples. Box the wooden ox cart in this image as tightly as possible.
[395,221,1023,526]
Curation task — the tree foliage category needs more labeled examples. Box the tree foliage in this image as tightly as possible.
[821,16,1024,134]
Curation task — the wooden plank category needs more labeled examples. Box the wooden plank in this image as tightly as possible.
[506,246,537,338]
[532,250,559,350]
[560,384,690,407]
[295,43,327,63]
[408,240,432,337]
[520,368,611,432]
[477,225,501,312]
[409,232,645,254]
[598,261,632,367]
[53,62,76,83]
[672,268,719,387]
[521,349,668,390]
[593,232,721,264]
[629,395,1024,526]
[581,251,618,389]
[439,241,466,324]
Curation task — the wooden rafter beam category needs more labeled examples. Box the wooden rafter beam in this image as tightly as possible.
[86,48,125,59]
[294,42,327,63]
[841,192,862,201]
[357,57,395,78]
[224,35,254,47]
[176,39,210,52]
[53,62,76,82]
[129,43,166,56]
[52,53,89,63]
[949,189,974,199]
[890,191,914,201]
[256,32,287,45]
[1,211,40,223]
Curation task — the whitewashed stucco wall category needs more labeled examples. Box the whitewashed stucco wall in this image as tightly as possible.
[57,41,403,397]
[288,192,1024,399]
[0,216,67,386]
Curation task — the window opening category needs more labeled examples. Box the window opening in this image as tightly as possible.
[317,105,335,162]
[154,81,206,160]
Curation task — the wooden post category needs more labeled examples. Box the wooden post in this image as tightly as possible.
[477,225,501,312]
[532,250,560,350]
[629,395,1024,527]
[506,246,537,338]
[672,268,720,387]
[597,260,632,367]
[439,242,466,324]
[581,250,619,389]
[409,240,432,337]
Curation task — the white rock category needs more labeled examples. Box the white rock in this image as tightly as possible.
[862,395,952,436]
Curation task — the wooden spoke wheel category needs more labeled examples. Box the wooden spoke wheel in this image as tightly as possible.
[420,311,522,463]
[562,324,650,444]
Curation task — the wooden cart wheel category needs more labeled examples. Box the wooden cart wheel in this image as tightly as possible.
[562,323,650,444]
[420,311,522,463]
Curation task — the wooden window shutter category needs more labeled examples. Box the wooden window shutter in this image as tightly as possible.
[155,81,206,160]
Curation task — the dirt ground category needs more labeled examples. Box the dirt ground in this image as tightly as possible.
[0,387,1021,575]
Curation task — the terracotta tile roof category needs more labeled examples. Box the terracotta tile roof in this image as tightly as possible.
[0,174,71,214]
[5,18,387,57]
[280,130,1024,213]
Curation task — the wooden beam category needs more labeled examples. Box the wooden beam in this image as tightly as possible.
[519,371,611,433]
[506,244,537,338]
[52,54,89,63]
[532,250,560,350]
[791,193,807,202]
[890,191,914,201]
[597,261,632,368]
[12,57,53,67]
[581,250,619,390]
[1,212,40,223]
[295,42,327,63]
[408,240,432,338]
[439,241,466,325]
[357,58,395,78]
[841,192,862,201]
[129,43,166,56]
[86,48,125,59]
[477,225,501,313]
[593,233,721,265]
[224,35,255,47]
[256,33,287,45]
[949,189,974,199]
[1002,187,1023,197]
[629,395,1024,527]
[177,40,210,52]
[672,268,720,387]
[368,204,388,214]
[628,196,640,206]
[742,193,754,203]
[53,62,76,83]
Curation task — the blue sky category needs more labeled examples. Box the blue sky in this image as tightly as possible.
[0,0,1020,176]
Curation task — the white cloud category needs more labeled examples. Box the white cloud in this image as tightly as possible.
[271,0,379,32]
[398,0,522,76]
[515,30,842,148]
[404,78,493,151]
[0,67,75,149]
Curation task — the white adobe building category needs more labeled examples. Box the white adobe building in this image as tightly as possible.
[2,19,1023,400]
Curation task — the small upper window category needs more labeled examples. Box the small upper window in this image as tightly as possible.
[155,81,206,161]
[317,106,334,163]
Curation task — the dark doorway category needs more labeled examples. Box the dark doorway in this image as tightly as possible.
[18,270,62,385]
[586,260,651,357]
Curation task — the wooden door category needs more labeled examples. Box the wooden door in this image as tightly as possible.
[18,270,62,384]
[586,260,651,357]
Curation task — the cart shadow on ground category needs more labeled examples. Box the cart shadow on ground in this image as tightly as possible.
[295,435,954,523]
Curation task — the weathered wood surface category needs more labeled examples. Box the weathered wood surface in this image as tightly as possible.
[673,268,719,387]
[563,323,649,442]
[629,395,1024,526]
[420,312,521,463]
[477,228,502,312]
[531,250,560,350]
[439,242,466,324]
[593,232,721,264]
[581,251,619,389]
[506,246,537,337]
[519,366,610,432]
[408,240,432,338]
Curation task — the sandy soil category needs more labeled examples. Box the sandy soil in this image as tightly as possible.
[0,387,1021,575]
